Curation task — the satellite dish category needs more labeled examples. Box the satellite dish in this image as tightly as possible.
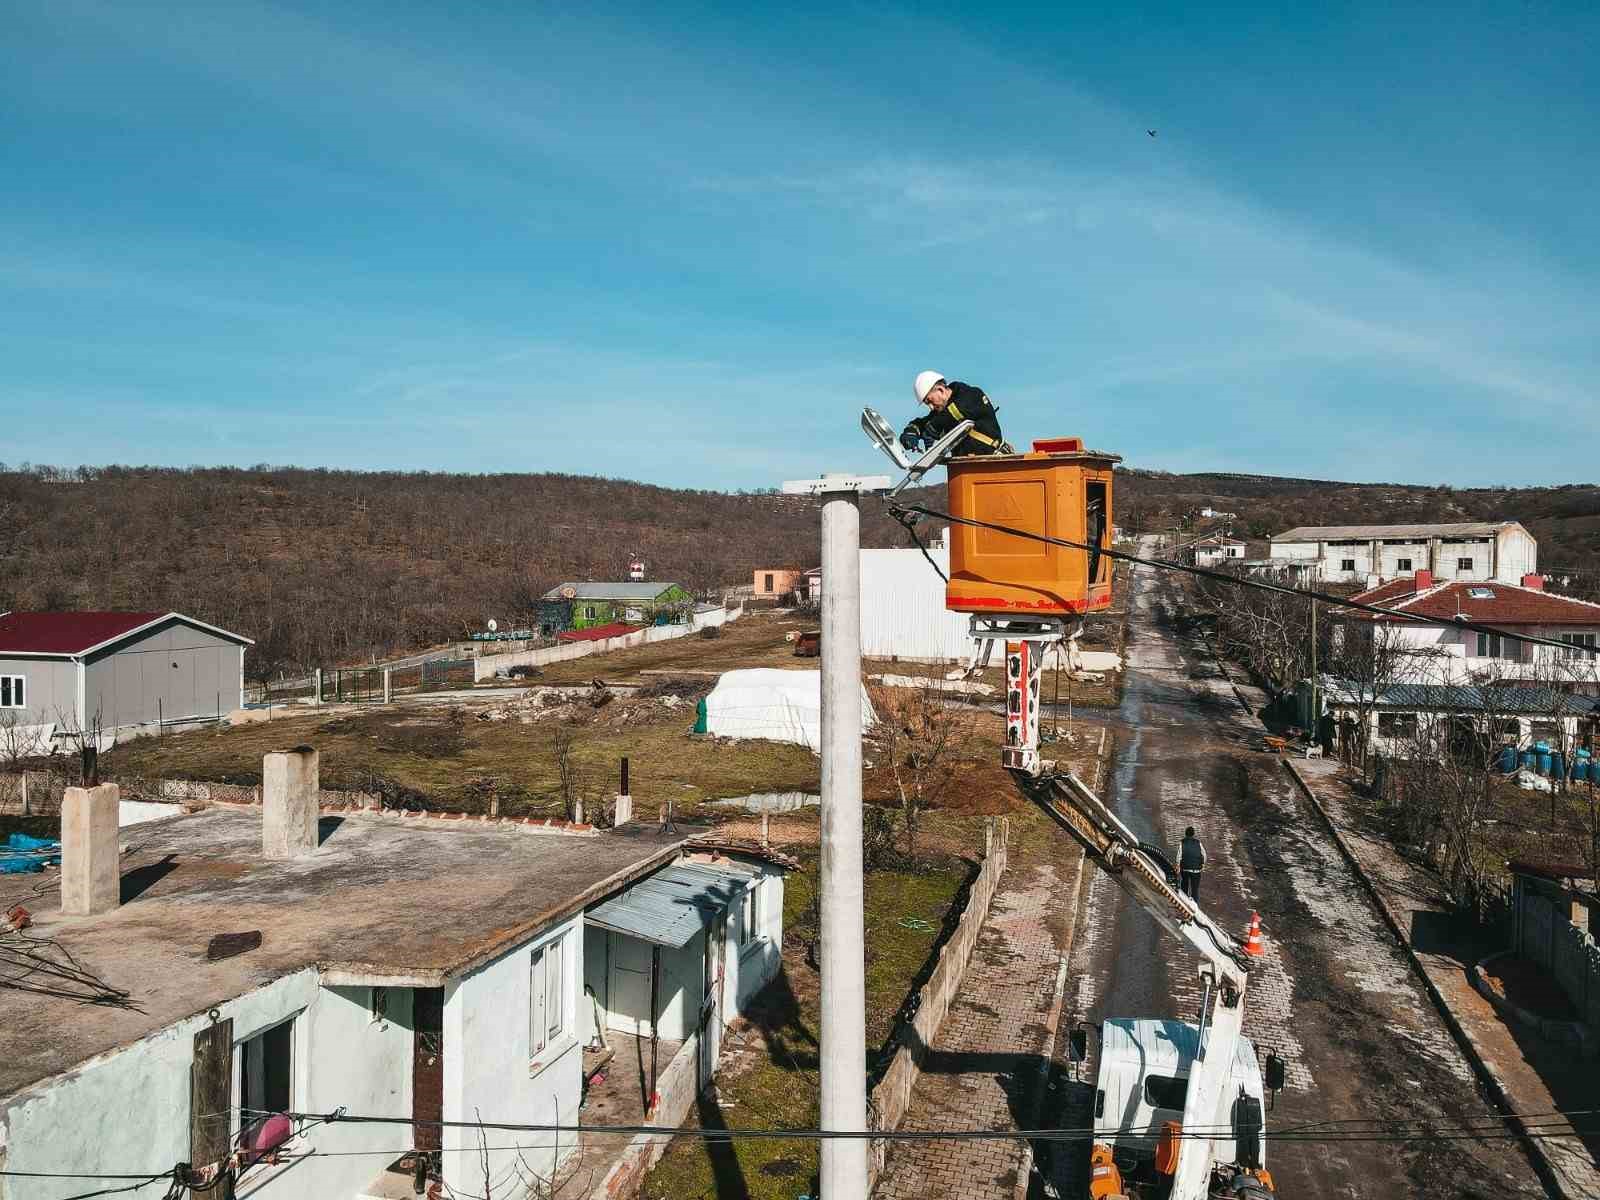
[487,618,498,633]
[560,585,577,600]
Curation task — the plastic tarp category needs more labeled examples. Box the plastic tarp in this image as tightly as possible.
[700,668,875,750]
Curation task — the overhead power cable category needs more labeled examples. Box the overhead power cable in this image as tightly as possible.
[270,1107,1599,1145]
[889,500,1600,662]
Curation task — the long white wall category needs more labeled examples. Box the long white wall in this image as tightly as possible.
[473,606,743,682]
[860,547,972,663]
[442,915,584,1194]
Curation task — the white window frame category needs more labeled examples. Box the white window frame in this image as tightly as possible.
[1558,633,1598,660]
[0,675,23,709]
[738,880,766,955]
[1476,632,1503,659]
[1457,557,1474,571]
[232,1014,298,1139]
[529,931,571,1073]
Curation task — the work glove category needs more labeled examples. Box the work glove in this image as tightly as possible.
[899,428,925,452]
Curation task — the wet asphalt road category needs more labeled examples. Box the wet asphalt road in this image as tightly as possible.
[1036,553,1546,1198]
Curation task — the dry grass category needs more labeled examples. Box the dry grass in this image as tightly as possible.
[101,696,821,816]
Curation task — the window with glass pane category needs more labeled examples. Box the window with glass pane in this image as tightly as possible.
[1476,633,1503,658]
[0,676,22,708]
[1397,558,1412,572]
[530,945,548,1056]
[239,1019,293,1123]
[545,936,564,1043]
[1340,559,1356,572]
[1457,557,1473,571]
[741,886,759,943]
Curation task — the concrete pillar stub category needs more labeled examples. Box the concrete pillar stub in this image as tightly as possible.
[613,792,633,827]
[263,748,319,859]
[61,784,120,916]
[383,668,392,704]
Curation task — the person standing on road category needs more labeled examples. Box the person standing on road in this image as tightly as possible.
[1179,826,1206,902]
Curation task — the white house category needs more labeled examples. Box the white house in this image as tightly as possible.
[1337,570,1600,685]
[1269,522,1537,585]
[1300,677,1595,761]
[0,789,788,1200]
[1191,536,1246,567]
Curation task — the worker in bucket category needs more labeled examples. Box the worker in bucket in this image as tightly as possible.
[900,371,1012,457]
[1179,826,1206,901]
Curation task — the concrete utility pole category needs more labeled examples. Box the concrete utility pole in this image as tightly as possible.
[782,470,888,1200]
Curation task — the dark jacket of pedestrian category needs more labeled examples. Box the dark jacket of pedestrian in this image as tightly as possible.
[1180,832,1207,874]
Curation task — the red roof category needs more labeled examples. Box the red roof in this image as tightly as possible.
[0,611,167,655]
[1346,580,1600,626]
[556,622,645,643]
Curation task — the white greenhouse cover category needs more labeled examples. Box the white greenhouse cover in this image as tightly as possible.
[702,668,875,749]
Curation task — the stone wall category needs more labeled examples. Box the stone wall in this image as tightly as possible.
[588,1036,701,1198]
[866,816,1010,1184]
[0,772,381,816]
[1518,890,1600,1036]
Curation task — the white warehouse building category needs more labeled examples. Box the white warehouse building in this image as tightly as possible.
[1269,522,1537,586]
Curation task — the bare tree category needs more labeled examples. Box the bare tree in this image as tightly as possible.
[866,682,966,858]
[1189,563,1311,698]
[52,703,106,786]
[1325,619,1450,770]
[0,711,49,770]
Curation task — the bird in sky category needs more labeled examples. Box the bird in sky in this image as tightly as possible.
[1147,129,1158,137]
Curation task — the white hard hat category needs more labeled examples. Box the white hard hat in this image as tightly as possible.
[914,370,945,404]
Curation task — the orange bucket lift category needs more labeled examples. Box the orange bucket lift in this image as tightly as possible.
[944,437,1120,617]
[946,437,1120,775]
[858,413,1120,777]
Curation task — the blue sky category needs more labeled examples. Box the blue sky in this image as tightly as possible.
[2,1,1596,489]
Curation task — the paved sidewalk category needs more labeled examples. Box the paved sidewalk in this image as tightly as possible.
[873,852,1085,1200]
[1288,755,1600,1200]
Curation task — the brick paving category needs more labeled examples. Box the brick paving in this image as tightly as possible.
[873,855,1083,1199]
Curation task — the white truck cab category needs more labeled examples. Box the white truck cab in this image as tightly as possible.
[1093,1018,1269,1185]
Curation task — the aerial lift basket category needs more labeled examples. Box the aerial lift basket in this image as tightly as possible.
[944,437,1121,617]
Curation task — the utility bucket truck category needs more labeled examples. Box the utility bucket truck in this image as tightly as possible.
[859,416,1284,1199]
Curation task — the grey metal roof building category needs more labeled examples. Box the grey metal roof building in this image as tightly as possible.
[0,610,252,738]
[586,861,757,947]
[1320,680,1595,715]
[1274,521,1523,541]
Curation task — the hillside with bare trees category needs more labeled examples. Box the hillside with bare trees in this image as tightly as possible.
[3,463,1597,678]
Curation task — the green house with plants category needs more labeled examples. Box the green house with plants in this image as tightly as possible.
[538,581,693,633]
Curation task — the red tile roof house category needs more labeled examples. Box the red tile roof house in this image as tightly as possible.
[0,611,253,747]
[1333,571,1600,686]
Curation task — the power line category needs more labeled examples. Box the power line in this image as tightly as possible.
[890,500,1600,662]
[269,1108,1599,1145]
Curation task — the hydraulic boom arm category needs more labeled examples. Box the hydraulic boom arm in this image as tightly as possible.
[1017,766,1257,1199]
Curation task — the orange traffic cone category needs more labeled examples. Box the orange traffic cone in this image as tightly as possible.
[1243,912,1264,956]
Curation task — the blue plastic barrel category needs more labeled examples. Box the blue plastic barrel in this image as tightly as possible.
[1552,751,1566,779]
[1574,761,1590,782]
[1497,745,1516,772]
[1538,749,1554,775]
[1520,749,1537,769]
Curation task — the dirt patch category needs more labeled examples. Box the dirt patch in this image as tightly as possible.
[1482,954,1578,1021]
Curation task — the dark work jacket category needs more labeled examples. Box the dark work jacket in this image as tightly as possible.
[899,381,1006,456]
[1180,835,1207,873]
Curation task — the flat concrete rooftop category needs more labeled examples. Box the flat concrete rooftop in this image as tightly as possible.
[0,807,699,1098]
